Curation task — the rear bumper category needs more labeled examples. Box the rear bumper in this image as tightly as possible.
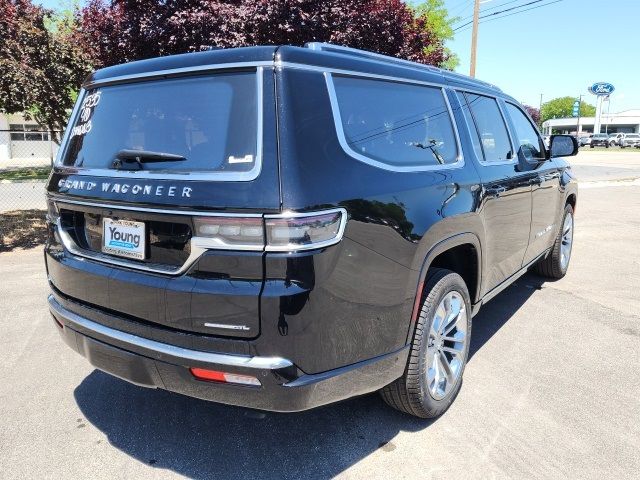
[49,295,409,412]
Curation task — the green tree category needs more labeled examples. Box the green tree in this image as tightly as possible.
[523,105,540,126]
[412,0,460,70]
[0,0,91,138]
[541,96,596,123]
[77,0,458,70]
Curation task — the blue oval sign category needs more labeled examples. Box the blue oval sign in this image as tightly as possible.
[589,82,615,95]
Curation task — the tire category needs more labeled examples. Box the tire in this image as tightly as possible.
[380,268,472,418]
[534,204,574,279]
[590,145,594,149]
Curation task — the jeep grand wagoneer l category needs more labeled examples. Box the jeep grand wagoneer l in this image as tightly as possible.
[45,43,578,418]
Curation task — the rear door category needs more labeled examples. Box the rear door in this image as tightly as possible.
[456,92,534,294]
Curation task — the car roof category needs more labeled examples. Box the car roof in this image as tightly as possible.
[85,46,278,86]
[84,43,507,99]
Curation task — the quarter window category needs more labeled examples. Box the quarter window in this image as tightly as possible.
[464,93,513,163]
[332,76,458,168]
[455,92,484,162]
[505,103,545,161]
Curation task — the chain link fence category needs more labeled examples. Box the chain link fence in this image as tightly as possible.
[0,129,61,251]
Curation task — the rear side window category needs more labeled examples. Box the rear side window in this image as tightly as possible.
[455,92,484,161]
[505,103,545,161]
[464,93,513,163]
[331,76,458,168]
[62,71,258,175]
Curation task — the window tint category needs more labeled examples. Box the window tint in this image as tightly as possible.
[455,92,484,161]
[332,76,458,168]
[465,93,513,163]
[505,103,544,160]
[63,72,258,174]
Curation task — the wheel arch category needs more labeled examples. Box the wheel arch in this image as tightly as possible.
[566,192,577,211]
[406,233,482,344]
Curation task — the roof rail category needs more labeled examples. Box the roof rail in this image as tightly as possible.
[444,69,502,91]
[305,42,442,74]
[305,42,501,92]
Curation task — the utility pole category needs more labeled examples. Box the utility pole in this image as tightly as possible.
[470,0,481,77]
[576,94,583,137]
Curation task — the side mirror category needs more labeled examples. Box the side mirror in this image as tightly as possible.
[549,135,578,158]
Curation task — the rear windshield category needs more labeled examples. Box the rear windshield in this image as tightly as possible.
[62,71,258,175]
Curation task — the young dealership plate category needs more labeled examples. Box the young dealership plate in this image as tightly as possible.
[102,218,146,260]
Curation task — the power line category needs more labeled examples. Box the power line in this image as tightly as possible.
[448,0,475,16]
[455,0,565,32]
[453,0,563,31]
[454,0,545,30]
[481,0,528,12]
[452,0,526,25]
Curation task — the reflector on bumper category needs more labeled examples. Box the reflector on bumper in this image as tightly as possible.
[189,367,261,386]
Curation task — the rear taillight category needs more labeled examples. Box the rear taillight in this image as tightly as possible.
[193,216,263,250]
[193,208,346,252]
[46,197,59,224]
[265,209,345,251]
[189,367,261,386]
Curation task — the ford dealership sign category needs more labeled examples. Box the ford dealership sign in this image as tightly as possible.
[589,82,615,96]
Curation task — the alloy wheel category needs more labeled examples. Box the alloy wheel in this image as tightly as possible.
[560,212,574,270]
[426,291,468,400]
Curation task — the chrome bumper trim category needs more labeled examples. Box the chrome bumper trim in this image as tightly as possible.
[48,295,292,370]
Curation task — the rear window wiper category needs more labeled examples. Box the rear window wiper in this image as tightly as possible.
[113,149,187,170]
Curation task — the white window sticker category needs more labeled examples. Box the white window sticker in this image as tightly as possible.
[72,92,101,138]
[228,154,254,164]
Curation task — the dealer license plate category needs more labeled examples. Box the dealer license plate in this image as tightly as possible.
[102,218,146,260]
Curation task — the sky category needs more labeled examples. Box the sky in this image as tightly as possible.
[34,0,640,112]
[34,0,63,9]
[441,0,640,112]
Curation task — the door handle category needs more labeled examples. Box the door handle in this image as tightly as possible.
[529,177,542,186]
[485,186,506,197]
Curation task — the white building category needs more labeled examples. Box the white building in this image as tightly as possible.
[0,113,58,167]
[542,109,640,136]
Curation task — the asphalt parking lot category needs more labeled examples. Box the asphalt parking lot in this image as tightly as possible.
[1,151,639,479]
[569,148,640,183]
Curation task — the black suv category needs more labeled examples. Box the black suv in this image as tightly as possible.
[590,133,610,147]
[45,44,578,418]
